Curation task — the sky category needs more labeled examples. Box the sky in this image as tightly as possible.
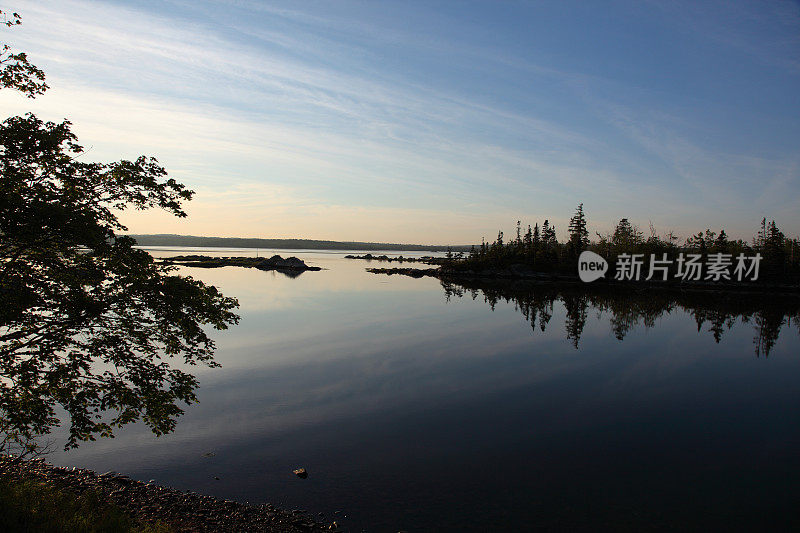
[1,0,798,245]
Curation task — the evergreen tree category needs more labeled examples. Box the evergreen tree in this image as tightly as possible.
[542,220,557,246]
[703,229,717,249]
[567,203,589,255]
[685,231,704,249]
[542,220,551,245]
[765,220,785,268]
[767,221,784,250]
[714,229,729,252]
[612,218,642,249]
[755,217,767,250]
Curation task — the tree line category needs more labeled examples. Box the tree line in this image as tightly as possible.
[457,204,799,282]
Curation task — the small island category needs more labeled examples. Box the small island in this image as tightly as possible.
[162,254,322,272]
[344,253,446,264]
[366,207,800,295]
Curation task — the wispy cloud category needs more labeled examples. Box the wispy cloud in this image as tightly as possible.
[3,0,798,241]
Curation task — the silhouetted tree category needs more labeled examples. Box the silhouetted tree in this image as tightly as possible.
[0,13,239,456]
[455,212,795,282]
[0,10,47,98]
[714,229,729,253]
[523,224,533,250]
[612,218,643,249]
[567,203,589,259]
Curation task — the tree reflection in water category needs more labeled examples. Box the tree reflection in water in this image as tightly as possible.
[441,279,800,357]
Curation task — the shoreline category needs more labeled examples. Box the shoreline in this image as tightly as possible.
[366,265,800,295]
[0,456,334,532]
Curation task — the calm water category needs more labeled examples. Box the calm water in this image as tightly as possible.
[47,248,800,532]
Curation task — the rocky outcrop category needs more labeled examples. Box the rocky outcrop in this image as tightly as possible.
[365,267,440,278]
[344,254,444,264]
[162,255,321,272]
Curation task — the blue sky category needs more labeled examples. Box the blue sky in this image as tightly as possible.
[1,0,798,244]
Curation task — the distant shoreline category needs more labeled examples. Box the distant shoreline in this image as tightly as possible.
[126,234,473,253]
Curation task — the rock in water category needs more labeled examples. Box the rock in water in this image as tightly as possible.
[293,468,308,479]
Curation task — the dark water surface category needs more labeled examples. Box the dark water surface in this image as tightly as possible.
[48,248,800,532]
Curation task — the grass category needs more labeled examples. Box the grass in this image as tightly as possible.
[0,477,174,533]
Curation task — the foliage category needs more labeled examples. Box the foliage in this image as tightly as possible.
[450,203,799,283]
[611,218,643,249]
[0,115,240,454]
[1,11,239,456]
[567,203,589,258]
[0,10,47,98]
[0,477,174,532]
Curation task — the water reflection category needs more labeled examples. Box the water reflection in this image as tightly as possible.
[267,268,306,279]
[441,279,800,356]
[40,250,800,532]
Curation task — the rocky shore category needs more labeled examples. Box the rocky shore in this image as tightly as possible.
[162,255,322,272]
[0,456,334,532]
